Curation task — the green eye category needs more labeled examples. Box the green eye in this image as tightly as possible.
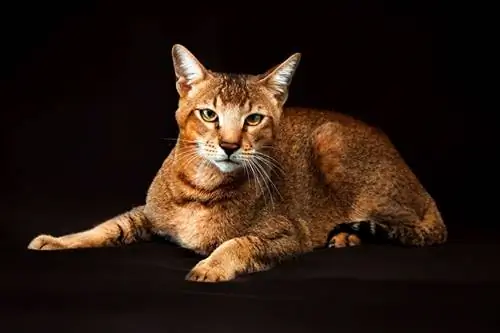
[245,113,264,126]
[199,109,218,122]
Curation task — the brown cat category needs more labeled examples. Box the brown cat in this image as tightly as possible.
[27,44,447,282]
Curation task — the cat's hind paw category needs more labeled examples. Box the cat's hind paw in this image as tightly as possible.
[328,232,361,248]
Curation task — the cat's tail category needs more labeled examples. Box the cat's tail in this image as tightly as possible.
[345,200,448,247]
[387,200,448,246]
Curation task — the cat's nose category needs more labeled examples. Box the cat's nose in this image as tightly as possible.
[219,142,240,157]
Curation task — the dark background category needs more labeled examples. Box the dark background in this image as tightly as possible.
[1,1,497,333]
[3,2,479,241]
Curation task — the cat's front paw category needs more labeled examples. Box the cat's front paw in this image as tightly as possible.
[27,234,66,250]
[185,259,236,283]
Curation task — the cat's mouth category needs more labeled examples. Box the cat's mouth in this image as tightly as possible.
[217,159,239,165]
[213,156,239,164]
[212,159,241,173]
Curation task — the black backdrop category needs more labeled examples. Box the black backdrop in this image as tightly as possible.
[3,2,473,239]
[2,2,496,332]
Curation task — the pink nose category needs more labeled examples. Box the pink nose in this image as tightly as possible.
[220,142,240,156]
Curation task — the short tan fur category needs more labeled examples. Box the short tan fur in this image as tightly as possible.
[28,44,447,282]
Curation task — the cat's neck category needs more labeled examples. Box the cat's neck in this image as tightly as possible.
[167,144,244,197]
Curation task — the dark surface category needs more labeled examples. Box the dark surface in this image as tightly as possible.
[2,2,495,333]
[3,198,500,332]
[3,212,500,333]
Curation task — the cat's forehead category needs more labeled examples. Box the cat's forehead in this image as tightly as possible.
[212,73,253,106]
[190,72,273,114]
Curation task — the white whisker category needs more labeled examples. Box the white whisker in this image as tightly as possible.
[162,137,199,144]
[178,151,200,170]
[252,159,275,209]
[253,152,285,175]
[247,158,264,199]
[253,159,283,203]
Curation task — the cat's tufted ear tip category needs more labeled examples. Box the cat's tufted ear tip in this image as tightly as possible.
[171,44,188,57]
[289,52,302,63]
[257,52,302,104]
[171,44,208,96]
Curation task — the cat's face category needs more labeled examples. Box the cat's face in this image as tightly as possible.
[171,44,300,173]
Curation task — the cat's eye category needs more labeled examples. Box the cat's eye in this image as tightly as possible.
[199,109,218,122]
[245,113,264,126]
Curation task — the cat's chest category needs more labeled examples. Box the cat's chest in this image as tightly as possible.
[157,204,241,255]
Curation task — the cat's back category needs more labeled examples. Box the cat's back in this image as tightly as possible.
[279,106,380,134]
[276,106,387,151]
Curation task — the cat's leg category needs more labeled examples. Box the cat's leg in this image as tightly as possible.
[368,200,447,246]
[326,205,446,247]
[312,121,447,247]
[27,205,152,250]
[186,216,313,283]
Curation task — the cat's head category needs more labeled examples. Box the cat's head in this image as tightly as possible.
[171,44,301,174]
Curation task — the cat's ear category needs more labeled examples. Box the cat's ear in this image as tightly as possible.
[257,53,301,104]
[171,44,209,97]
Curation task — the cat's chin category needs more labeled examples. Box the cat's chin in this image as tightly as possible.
[212,160,241,173]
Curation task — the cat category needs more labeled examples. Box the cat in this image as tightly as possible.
[27,44,447,282]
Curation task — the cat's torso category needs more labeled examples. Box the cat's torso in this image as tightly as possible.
[144,107,420,254]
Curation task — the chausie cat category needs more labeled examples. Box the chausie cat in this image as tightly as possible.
[28,44,447,282]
